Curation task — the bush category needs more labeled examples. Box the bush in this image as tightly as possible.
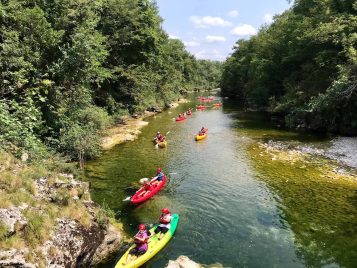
[51,188,70,206]
[95,201,116,228]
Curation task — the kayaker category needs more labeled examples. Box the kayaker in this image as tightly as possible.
[153,208,172,240]
[155,132,165,143]
[126,224,151,263]
[151,167,164,184]
[143,179,152,191]
[199,127,206,135]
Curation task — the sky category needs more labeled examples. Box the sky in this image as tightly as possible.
[156,0,292,61]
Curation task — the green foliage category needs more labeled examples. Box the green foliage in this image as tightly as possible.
[0,0,222,164]
[95,201,116,228]
[51,188,71,206]
[0,220,8,241]
[221,0,357,134]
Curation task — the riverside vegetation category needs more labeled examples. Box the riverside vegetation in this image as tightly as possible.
[0,0,221,266]
[221,0,357,135]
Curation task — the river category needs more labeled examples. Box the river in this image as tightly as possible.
[85,95,357,268]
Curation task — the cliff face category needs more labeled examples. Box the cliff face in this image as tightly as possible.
[0,153,122,267]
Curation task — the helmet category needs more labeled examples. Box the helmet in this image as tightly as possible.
[139,224,146,230]
[157,131,160,134]
[162,208,170,214]
[157,167,162,173]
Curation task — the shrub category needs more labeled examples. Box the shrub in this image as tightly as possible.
[51,188,70,206]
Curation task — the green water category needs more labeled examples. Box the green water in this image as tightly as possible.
[85,95,357,268]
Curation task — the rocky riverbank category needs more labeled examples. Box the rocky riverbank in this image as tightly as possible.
[0,152,123,267]
[101,98,190,150]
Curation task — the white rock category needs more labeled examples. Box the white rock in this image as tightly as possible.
[0,207,27,234]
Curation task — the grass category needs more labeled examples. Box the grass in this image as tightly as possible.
[23,209,53,248]
[0,149,122,266]
[0,220,8,241]
[61,203,92,229]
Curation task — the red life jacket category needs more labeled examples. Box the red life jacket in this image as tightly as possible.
[159,213,171,224]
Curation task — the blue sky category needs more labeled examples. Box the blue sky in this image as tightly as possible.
[156,0,292,61]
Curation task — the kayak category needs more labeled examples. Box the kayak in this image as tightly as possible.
[196,133,207,141]
[131,175,167,205]
[175,116,186,122]
[115,214,180,268]
[187,111,192,116]
[157,140,167,148]
[196,105,206,110]
[213,103,222,107]
[195,129,208,141]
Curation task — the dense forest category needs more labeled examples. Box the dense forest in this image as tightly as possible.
[0,0,222,163]
[221,0,357,134]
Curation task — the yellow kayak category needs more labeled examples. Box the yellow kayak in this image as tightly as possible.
[195,133,207,141]
[157,140,167,148]
[115,214,180,268]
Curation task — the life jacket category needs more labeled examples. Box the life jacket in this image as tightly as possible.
[159,213,171,224]
[144,184,151,191]
[135,230,149,245]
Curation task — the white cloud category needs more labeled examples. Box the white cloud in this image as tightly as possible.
[230,24,257,36]
[227,10,239,18]
[169,34,179,39]
[195,49,226,61]
[205,35,226,43]
[189,16,232,28]
[264,14,274,24]
[184,41,200,47]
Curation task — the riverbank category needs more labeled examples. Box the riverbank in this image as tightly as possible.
[0,152,124,267]
[101,98,190,150]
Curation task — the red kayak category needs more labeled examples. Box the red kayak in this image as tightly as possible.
[131,175,167,205]
[176,116,186,122]
[196,105,206,110]
[187,111,192,116]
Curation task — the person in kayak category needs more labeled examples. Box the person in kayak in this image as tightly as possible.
[139,179,152,197]
[199,127,206,135]
[155,132,165,143]
[126,224,151,263]
[153,208,172,240]
[151,168,164,186]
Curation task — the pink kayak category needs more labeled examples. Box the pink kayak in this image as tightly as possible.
[131,175,167,205]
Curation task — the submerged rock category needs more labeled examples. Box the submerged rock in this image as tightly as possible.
[166,255,225,268]
[166,256,202,268]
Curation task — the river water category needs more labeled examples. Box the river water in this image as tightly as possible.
[86,95,357,268]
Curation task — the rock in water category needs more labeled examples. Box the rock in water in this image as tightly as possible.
[166,255,202,268]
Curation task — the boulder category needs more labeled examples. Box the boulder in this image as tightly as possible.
[0,206,27,235]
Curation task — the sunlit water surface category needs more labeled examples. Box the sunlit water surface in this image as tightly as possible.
[86,95,357,268]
